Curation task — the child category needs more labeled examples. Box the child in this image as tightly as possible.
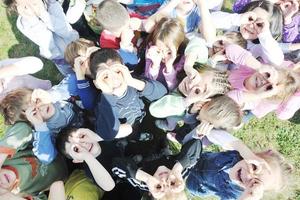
[144,17,187,91]
[186,149,294,200]
[211,0,285,66]
[4,0,79,76]
[56,128,116,192]
[233,0,300,43]
[153,0,223,36]
[0,149,67,200]
[0,88,86,164]
[0,56,51,101]
[88,48,167,140]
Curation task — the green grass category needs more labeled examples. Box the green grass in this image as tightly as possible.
[0,1,300,199]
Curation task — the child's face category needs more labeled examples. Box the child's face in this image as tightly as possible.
[0,168,17,191]
[240,7,270,40]
[230,159,280,192]
[155,40,177,63]
[34,103,56,121]
[244,72,271,92]
[93,63,128,97]
[65,129,102,159]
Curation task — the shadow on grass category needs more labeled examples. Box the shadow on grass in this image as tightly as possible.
[289,110,300,124]
[5,9,63,85]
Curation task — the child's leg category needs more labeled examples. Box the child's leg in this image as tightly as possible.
[10,75,52,90]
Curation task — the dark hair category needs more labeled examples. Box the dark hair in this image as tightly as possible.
[89,48,123,80]
[3,0,17,12]
[56,127,78,159]
[241,0,283,42]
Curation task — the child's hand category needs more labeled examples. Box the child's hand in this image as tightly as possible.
[185,68,202,89]
[185,86,212,107]
[240,11,257,26]
[164,49,177,73]
[146,176,166,199]
[253,18,270,36]
[69,144,90,163]
[115,64,135,86]
[194,121,214,139]
[190,101,205,114]
[280,0,299,25]
[74,56,87,80]
[31,89,52,105]
[243,178,264,200]
[258,65,279,85]
[25,106,43,126]
[146,46,163,67]
[70,128,103,144]
[209,50,227,68]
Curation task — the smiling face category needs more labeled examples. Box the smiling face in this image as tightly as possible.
[240,7,270,40]
[230,159,280,191]
[0,168,17,191]
[93,63,128,97]
[65,130,102,159]
[244,72,271,92]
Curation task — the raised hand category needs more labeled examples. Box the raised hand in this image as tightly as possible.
[146,46,163,68]
[240,11,257,25]
[25,106,43,126]
[280,0,299,25]
[70,128,103,144]
[185,86,212,107]
[31,89,52,105]
[193,120,214,139]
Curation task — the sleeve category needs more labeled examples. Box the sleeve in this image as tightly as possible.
[32,123,57,164]
[77,79,97,110]
[95,95,120,140]
[185,37,208,64]
[232,0,251,13]
[206,129,239,150]
[225,44,252,66]
[48,77,71,102]
[139,79,168,101]
[40,1,78,39]
[257,30,284,66]
[144,58,160,80]
[282,14,300,43]
[176,139,202,169]
[211,11,241,30]
[16,16,61,59]
[65,0,87,24]
[276,92,300,120]
[162,67,178,91]
[0,122,33,157]
[149,94,186,118]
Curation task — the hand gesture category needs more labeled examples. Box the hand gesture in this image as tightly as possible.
[242,178,264,200]
[185,68,202,89]
[258,65,279,85]
[240,11,257,25]
[253,17,270,36]
[164,49,177,73]
[146,46,163,67]
[69,128,103,144]
[73,56,87,80]
[146,176,166,199]
[280,0,299,24]
[113,64,135,85]
[193,121,214,139]
[69,144,90,163]
[185,86,212,107]
[25,106,43,126]
[31,89,52,105]
[210,50,227,68]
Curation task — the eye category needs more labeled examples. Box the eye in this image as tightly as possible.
[73,146,79,153]
[219,40,224,46]
[265,72,270,78]
[103,75,108,80]
[251,164,258,171]
[256,23,263,28]
[156,184,162,190]
[248,16,254,22]
[170,181,176,186]
[266,85,273,91]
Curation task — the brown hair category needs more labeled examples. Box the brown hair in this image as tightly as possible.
[200,95,242,130]
[0,88,33,125]
[96,0,130,33]
[64,38,95,66]
[223,31,247,49]
[146,17,188,62]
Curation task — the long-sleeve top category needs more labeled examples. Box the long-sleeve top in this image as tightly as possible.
[144,53,185,91]
[233,0,300,43]
[0,57,52,101]
[17,1,78,59]
[211,11,284,66]
[95,80,167,140]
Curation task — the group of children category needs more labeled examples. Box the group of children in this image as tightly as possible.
[0,0,299,199]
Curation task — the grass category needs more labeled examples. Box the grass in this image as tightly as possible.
[0,0,300,199]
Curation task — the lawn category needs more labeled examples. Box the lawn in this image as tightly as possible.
[0,0,299,199]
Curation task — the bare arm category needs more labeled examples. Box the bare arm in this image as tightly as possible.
[48,181,65,200]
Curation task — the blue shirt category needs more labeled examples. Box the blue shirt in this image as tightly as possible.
[186,151,244,200]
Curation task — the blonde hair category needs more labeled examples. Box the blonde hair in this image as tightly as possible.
[200,95,242,130]
[269,68,300,102]
[64,38,95,66]
[96,0,130,33]
[0,88,33,125]
[223,31,247,49]
[147,17,187,54]
[256,150,296,200]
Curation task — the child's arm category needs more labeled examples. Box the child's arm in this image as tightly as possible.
[281,1,300,43]
[196,0,217,45]
[26,106,57,164]
[73,148,115,191]
[0,57,43,79]
[144,46,163,80]
[156,0,181,15]
[48,181,65,200]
